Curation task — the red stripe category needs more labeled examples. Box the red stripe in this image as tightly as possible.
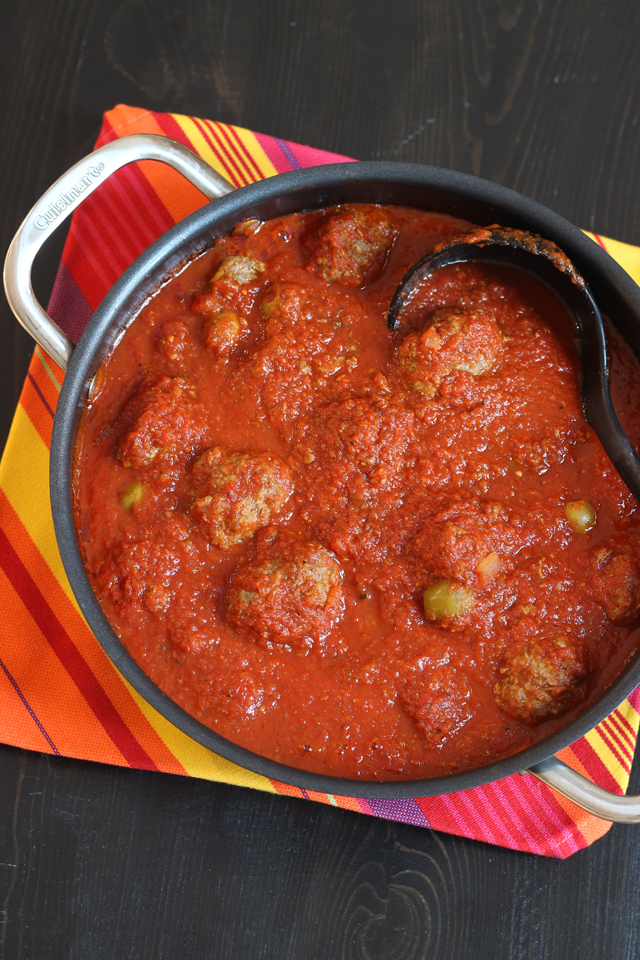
[191,116,247,187]
[501,777,581,856]
[610,707,637,743]
[602,713,635,756]
[0,528,159,770]
[200,118,250,186]
[570,736,622,794]
[152,111,196,149]
[592,232,607,251]
[212,121,262,183]
[210,120,256,182]
[596,722,632,773]
[223,124,264,181]
[119,161,175,235]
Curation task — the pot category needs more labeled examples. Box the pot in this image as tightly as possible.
[5,133,640,821]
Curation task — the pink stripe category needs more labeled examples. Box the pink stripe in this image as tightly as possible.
[487,781,549,855]
[628,686,640,711]
[438,792,481,839]
[454,786,508,847]
[253,131,299,174]
[477,781,546,853]
[517,777,585,855]
[496,779,567,856]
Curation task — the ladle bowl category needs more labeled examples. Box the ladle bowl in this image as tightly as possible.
[387,225,640,503]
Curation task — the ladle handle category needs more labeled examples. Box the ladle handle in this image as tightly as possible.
[3,134,235,373]
[525,755,640,823]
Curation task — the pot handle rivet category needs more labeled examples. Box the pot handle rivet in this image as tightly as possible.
[3,134,235,373]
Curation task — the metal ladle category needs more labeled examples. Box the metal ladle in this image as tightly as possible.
[387,224,640,500]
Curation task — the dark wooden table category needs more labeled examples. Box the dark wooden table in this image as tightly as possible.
[2,2,640,957]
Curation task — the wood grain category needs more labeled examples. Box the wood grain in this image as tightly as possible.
[2,1,640,957]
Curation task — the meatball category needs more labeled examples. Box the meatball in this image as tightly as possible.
[226,527,344,647]
[306,205,397,287]
[202,310,249,357]
[156,319,196,364]
[293,396,416,560]
[212,255,265,285]
[191,255,265,320]
[396,307,504,394]
[116,373,201,468]
[590,541,640,624]
[495,636,586,724]
[401,665,473,745]
[412,500,518,588]
[190,447,294,549]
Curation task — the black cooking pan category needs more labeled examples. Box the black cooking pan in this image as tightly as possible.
[5,133,640,821]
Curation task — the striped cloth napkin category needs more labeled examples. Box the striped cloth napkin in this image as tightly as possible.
[2,104,640,859]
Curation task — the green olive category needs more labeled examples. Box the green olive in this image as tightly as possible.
[121,480,144,511]
[261,289,280,317]
[564,499,596,533]
[423,581,474,620]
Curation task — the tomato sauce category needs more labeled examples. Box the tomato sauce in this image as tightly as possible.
[73,205,640,781]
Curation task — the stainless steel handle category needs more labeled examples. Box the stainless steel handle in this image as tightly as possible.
[3,134,235,372]
[525,754,640,823]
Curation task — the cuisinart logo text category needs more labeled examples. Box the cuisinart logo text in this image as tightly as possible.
[33,162,105,230]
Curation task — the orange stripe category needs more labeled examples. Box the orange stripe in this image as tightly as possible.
[305,789,333,805]
[102,107,209,223]
[0,564,128,762]
[20,380,53,449]
[0,489,187,774]
[332,795,365,813]
[30,351,61,410]
[271,780,306,799]
[557,744,595,782]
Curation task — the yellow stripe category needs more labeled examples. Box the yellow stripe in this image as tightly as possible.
[582,231,640,286]
[0,405,276,789]
[0,405,80,612]
[169,114,278,186]
[584,725,629,789]
[227,123,279,180]
[619,697,640,734]
[124,680,276,790]
[170,114,241,184]
[34,347,62,393]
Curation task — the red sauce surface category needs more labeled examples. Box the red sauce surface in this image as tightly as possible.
[73,205,640,781]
